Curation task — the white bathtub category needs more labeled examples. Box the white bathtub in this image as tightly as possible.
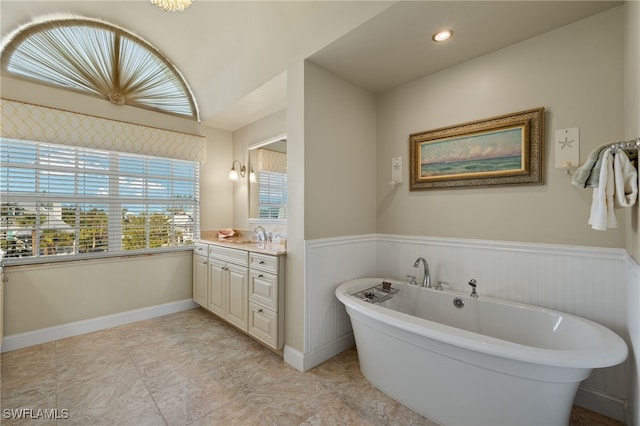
[335,277,628,426]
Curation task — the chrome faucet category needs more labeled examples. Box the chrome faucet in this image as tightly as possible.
[413,257,431,288]
[254,226,267,243]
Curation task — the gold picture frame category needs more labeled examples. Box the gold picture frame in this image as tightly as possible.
[410,107,544,190]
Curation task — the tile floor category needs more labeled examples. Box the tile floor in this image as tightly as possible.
[1,308,624,425]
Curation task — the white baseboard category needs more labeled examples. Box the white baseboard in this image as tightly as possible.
[284,333,355,372]
[1,299,198,352]
[575,386,626,422]
[283,345,305,371]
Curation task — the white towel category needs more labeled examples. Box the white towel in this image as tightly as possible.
[588,149,617,230]
[613,150,638,207]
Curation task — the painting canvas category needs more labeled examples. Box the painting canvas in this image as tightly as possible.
[419,126,525,179]
[410,108,544,190]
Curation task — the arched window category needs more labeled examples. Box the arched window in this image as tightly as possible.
[1,15,199,121]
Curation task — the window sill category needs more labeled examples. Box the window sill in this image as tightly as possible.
[1,246,193,268]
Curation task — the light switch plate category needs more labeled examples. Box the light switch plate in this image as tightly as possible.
[554,127,580,168]
[391,156,402,183]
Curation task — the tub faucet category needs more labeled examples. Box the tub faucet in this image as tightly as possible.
[413,257,431,288]
[468,279,478,298]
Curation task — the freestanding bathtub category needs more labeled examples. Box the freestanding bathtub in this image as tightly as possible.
[335,277,628,426]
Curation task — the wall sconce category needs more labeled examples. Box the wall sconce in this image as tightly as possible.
[229,160,246,181]
[249,163,257,183]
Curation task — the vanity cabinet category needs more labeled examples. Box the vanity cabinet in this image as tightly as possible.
[193,240,285,351]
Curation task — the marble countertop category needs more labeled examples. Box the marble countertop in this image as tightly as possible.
[198,229,286,255]
[197,236,286,256]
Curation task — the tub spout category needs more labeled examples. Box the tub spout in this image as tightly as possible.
[413,257,431,288]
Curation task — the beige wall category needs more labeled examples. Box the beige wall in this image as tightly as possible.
[199,126,234,231]
[3,252,192,335]
[284,61,306,352]
[376,7,626,248]
[625,0,640,263]
[303,61,378,240]
[283,61,378,353]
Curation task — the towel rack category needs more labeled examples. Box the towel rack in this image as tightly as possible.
[610,137,640,152]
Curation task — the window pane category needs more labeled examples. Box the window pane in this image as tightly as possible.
[119,176,145,198]
[77,203,109,253]
[79,173,109,196]
[122,204,147,251]
[39,170,76,194]
[149,209,170,248]
[0,202,39,258]
[1,167,37,193]
[148,178,171,198]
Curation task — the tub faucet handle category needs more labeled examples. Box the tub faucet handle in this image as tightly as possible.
[406,274,417,286]
[468,279,478,298]
[435,281,449,291]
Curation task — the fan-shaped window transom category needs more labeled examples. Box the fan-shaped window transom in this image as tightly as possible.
[1,15,199,121]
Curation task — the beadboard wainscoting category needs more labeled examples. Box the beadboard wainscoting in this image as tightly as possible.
[300,233,636,423]
[286,235,378,372]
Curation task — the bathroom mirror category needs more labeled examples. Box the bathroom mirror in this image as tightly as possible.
[248,134,287,222]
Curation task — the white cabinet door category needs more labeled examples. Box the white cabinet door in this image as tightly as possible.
[226,262,248,331]
[207,258,226,317]
[192,254,208,307]
[248,301,278,348]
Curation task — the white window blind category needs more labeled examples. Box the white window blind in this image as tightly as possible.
[257,171,287,220]
[0,138,199,263]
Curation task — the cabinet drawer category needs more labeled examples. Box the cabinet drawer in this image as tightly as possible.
[248,301,278,349]
[194,242,209,256]
[209,245,248,266]
[249,270,278,310]
[249,253,278,274]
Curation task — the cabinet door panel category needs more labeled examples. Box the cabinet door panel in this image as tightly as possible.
[193,254,208,307]
[207,259,226,317]
[248,302,278,348]
[226,263,248,331]
[249,270,278,310]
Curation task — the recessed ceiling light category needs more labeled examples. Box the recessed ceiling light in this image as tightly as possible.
[432,29,453,43]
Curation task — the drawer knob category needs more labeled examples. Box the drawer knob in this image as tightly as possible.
[258,308,263,313]
[258,274,264,278]
[259,261,265,264]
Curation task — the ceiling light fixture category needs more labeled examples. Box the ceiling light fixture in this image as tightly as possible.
[432,29,453,43]
[150,0,193,12]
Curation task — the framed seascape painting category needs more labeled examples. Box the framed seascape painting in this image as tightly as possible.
[410,108,544,190]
